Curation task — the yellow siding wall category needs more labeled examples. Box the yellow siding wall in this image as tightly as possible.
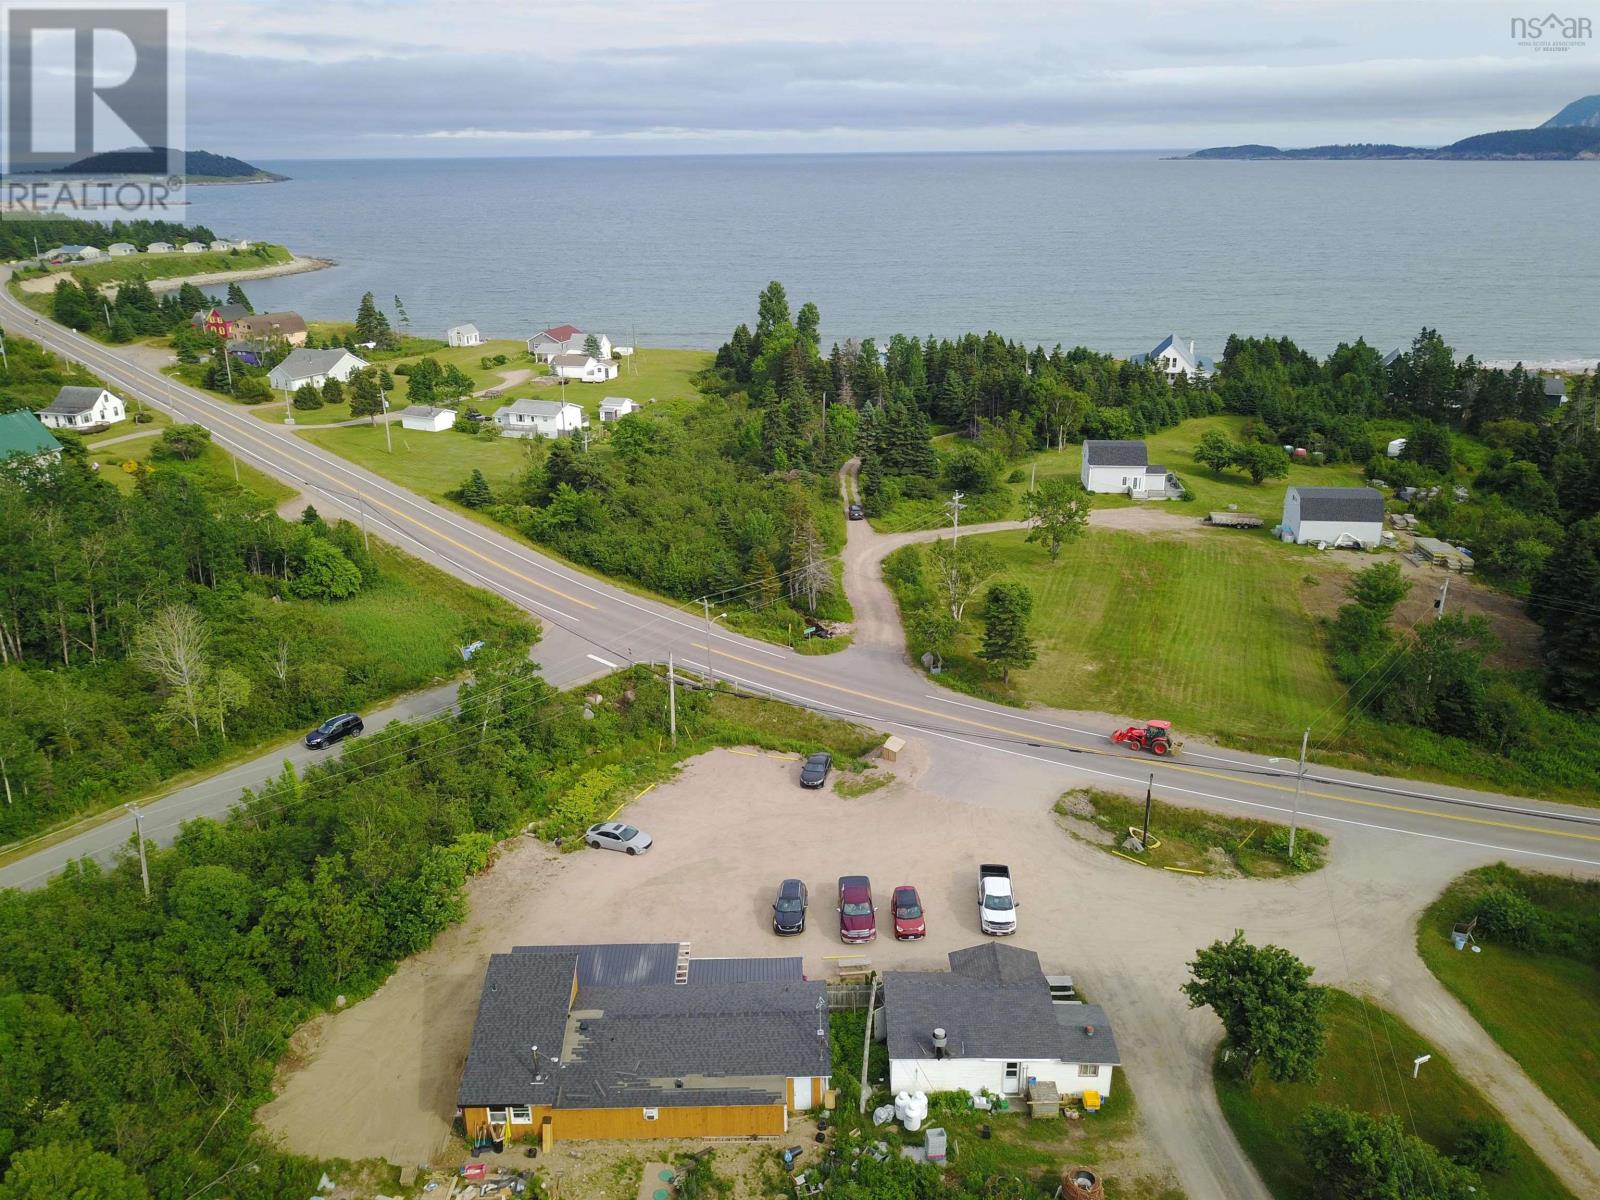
[463,1102,787,1144]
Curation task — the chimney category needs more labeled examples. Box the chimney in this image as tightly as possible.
[932,1028,947,1060]
[1085,1025,1096,1038]
[1188,340,1195,360]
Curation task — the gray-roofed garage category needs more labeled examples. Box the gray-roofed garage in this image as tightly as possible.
[1280,486,1385,549]
[458,943,830,1147]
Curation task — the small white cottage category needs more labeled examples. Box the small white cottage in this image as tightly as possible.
[36,386,126,431]
[550,354,619,383]
[599,397,640,422]
[494,398,587,439]
[1281,486,1385,549]
[446,324,483,348]
[1080,440,1174,498]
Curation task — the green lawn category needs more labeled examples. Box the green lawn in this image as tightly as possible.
[905,527,1344,745]
[1417,867,1600,1147]
[87,431,295,502]
[521,348,714,421]
[298,421,533,500]
[1216,990,1575,1200]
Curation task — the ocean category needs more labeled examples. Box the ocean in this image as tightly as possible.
[182,153,1598,367]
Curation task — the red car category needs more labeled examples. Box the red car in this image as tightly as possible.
[892,885,926,940]
[837,875,876,944]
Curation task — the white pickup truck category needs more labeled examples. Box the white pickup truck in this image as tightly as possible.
[978,863,1018,936]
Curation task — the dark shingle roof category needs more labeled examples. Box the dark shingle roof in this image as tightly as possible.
[460,947,829,1110]
[949,942,1043,985]
[1292,486,1384,523]
[1054,1004,1121,1066]
[1082,440,1148,468]
[688,956,804,984]
[1543,376,1566,398]
[41,385,109,415]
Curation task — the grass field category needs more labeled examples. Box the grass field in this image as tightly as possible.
[894,527,1343,745]
[1216,990,1575,1200]
[1417,866,1600,1147]
[298,421,534,499]
[87,428,296,502]
[1054,788,1327,877]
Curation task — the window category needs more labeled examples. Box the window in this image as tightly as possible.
[487,1107,508,1124]
[642,1107,659,1121]
[509,1106,532,1124]
[1077,1064,1101,1078]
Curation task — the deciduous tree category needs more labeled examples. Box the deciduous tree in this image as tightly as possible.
[1022,477,1090,561]
[1182,930,1328,1084]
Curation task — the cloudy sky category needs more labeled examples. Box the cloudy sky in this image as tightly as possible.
[180,0,1597,158]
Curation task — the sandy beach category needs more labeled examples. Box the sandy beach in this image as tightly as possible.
[14,253,334,296]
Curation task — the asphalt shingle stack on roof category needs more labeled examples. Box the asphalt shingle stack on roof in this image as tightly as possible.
[1294,486,1385,522]
[460,944,827,1112]
[1082,440,1149,468]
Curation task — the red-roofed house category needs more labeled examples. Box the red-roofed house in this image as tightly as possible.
[527,325,611,362]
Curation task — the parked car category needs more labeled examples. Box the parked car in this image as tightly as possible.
[978,863,1018,935]
[892,884,926,940]
[837,875,876,943]
[305,712,363,748]
[585,821,653,855]
[772,878,809,935]
[847,503,865,520]
[799,751,833,788]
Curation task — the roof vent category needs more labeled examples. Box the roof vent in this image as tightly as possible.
[674,1078,685,1089]
[933,1028,948,1060]
[1085,1024,1096,1038]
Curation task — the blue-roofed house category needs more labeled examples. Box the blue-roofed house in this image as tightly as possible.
[1132,334,1213,381]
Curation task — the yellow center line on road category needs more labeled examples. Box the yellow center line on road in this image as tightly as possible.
[691,642,1600,846]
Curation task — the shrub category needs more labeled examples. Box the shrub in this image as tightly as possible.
[1474,884,1543,948]
[544,765,624,842]
[1452,1118,1514,1173]
[150,423,211,461]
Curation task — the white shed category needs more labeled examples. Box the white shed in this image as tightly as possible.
[1281,486,1385,549]
[599,396,640,422]
[446,323,483,348]
[146,242,174,254]
[107,242,137,256]
[550,353,619,383]
[180,242,205,253]
[884,944,1119,1103]
[400,405,457,432]
[493,398,587,439]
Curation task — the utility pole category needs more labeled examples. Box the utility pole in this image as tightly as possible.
[1030,461,1037,492]
[703,599,715,686]
[667,652,677,747]
[947,491,966,543]
[382,390,393,453]
[1141,773,1153,850]
[126,804,151,898]
[232,453,240,483]
[1288,728,1309,861]
[1434,576,1449,620]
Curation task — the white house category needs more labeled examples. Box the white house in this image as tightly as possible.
[447,323,483,348]
[527,325,611,361]
[231,239,253,251]
[268,348,369,392]
[146,242,174,254]
[599,396,640,422]
[75,245,104,260]
[1385,438,1407,459]
[180,242,205,254]
[550,353,619,383]
[208,239,232,252]
[107,242,136,256]
[1281,486,1385,549]
[494,398,587,439]
[36,386,125,431]
[883,944,1120,1103]
[400,405,457,432]
[1134,334,1212,382]
[1080,440,1175,498]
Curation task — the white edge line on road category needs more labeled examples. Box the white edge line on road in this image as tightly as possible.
[586,654,619,669]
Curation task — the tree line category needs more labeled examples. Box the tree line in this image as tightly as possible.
[0,218,215,262]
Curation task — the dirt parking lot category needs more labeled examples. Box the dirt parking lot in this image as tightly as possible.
[256,744,1548,1198]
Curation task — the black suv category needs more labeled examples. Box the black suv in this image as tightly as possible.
[306,712,363,748]
[772,878,808,934]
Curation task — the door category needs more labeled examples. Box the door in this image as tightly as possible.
[1002,1062,1021,1095]
[792,1075,813,1111]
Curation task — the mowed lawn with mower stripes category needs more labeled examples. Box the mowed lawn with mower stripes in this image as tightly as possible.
[969,527,1344,747]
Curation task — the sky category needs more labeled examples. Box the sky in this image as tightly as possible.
[174,1,1598,158]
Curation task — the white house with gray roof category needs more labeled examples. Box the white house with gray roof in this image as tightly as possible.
[446,323,483,348]
[107,242,136,256]
[1133,334,1213,381]
[399,405,456,432]
[1281,486,1385,549]
[550,353,619,383]
[457,943,830,1146]
[1080,440,1176,498]
[494,398,587,439]
[883,944,1120,1102]
[599,396,640,422]
[267,348,368,393]
[36,386,125,430]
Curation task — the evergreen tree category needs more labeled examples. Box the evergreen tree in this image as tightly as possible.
[225,282,253,312]
[1529,517,1600,710]
[583,333,601,357]
[321,376,345,407]
[292,383,323,411]
[348,370,385,425]
[976,581,1036,682]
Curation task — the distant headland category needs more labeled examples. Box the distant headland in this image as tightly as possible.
[1181,94,1600,161]
[27,148,288,184]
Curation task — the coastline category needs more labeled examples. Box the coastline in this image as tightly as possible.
[13,254,335,297]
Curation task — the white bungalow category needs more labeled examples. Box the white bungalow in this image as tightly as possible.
[446,323,483,348]
[146,242,174,254]
[180,242,205,254]
[268,348,368,392]
[884,945,1120,1104]
[599,397,640,422]
[400,405,457,432]
[1080,440,1176,498]
[208,239,233,252]
[550,353,619,383]
[527,325,611,362]
[107,242,137,256]
[75,246,104,260]
[36,386,125,431]
[494,398,587,439]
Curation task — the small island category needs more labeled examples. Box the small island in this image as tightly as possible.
[31,147,288,184]
[1183,94,1600,161]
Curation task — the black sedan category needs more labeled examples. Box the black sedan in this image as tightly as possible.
[305,712,363,748]
[799,752,833,789]
[772,878,808,934]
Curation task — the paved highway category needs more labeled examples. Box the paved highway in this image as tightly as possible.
[4,272,1599,891]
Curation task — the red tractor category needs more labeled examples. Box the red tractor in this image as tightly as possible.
[1111,719,1175,756]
